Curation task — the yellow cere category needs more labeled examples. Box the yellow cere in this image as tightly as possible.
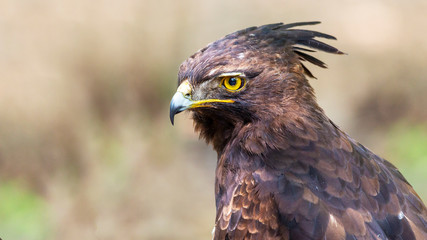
[177,79,192,96]
[222,76,244,91]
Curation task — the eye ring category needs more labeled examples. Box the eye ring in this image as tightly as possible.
[221,76,245,91]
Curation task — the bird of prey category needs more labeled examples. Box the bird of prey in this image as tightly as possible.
[169,22,427,240]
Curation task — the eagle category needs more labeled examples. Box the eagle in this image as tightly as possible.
[169,22,427,240]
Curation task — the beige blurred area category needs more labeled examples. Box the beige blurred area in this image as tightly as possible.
[0,0,426,239]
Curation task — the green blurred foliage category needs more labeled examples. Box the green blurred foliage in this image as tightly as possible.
[385,123,427,200]
[0,182,50,240]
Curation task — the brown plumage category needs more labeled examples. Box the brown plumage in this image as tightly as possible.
[169,22,427,240]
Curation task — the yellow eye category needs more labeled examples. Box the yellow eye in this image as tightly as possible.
[222,77,244,91]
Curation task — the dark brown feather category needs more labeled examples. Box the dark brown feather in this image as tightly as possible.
[173,22,427,239]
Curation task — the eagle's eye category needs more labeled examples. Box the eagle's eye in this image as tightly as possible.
[221,76,245,92]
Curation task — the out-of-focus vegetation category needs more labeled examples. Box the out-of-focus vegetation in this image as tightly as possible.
[0,0,426,239]
[0,181,50,240]
[385,124,427,199]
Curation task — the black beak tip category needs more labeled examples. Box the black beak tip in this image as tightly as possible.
[169,108,184,125]
[170,111,175,125]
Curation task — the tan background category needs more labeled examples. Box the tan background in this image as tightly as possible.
[0,0,426,239]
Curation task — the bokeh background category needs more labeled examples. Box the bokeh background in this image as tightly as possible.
[1,0,426,239]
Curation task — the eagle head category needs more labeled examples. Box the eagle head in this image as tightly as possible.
[170,22,343,152]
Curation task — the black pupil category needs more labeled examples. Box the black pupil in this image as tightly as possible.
[229,77,237,86]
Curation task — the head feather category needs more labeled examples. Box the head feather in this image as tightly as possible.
[224,21,344,78]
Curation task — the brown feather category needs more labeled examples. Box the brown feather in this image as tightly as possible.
[172,21,427,239]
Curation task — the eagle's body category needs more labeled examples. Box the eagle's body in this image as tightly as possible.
[169,22,427,239]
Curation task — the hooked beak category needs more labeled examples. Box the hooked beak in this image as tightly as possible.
[170,80,193,125]
[169,80,235,125]
[170,92,192,125]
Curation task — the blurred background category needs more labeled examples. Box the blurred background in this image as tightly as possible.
[0,0,426,239]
